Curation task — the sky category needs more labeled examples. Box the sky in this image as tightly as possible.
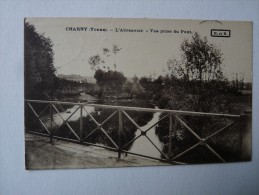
[26,18,253,82]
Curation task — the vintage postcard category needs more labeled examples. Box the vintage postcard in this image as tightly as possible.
[24,18,252,170]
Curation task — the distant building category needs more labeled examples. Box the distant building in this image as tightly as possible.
[57,74,96,84]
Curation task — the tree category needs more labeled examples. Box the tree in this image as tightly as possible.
[24,21,56,99]
[123,81,134,95]
[129,76,144,97]
[162,32,230,113]
[89,45,125,97]
[139,77,152,91]
[155,33,238,162]
[167,32,224,82]
[94,69,126,97]
[88,44,122,71]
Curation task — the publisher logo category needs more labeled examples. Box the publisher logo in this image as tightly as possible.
[211,29,230,37]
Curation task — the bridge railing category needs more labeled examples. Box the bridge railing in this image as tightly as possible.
[24,99,251,164]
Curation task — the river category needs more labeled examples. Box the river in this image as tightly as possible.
[43,95,163,159]
[129,109,163,158]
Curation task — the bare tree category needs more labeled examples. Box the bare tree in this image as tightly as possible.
[88,44,121,71]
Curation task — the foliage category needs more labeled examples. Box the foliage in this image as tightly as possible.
[139,77,152,91]
[24,21,56,99]
[94,69,126,97]
[89,45,125,97]
[154,32,242,163]
[122,81,134,94]
[159,32,232,113]
[167,32,224,82]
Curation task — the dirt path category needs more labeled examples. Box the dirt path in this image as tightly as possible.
[25,133,169,170]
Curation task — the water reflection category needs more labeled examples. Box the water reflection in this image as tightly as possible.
[51,105,95,126]
[45,105,164,159]
[129,109,163,158]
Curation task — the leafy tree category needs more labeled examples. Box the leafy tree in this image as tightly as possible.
[139,77,152,91]
[155,33,239,162]
[89,45,125,97]
[24,21,56,99]
[88,54,103,71]
[94,69,126,97]
[167,32,224,82]
[162,32,229,113]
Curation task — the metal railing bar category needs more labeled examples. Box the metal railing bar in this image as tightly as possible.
[65,123,81,141]
[170,161,187,165]
[172,142,200,160]
[82,107,100,126]
[27,131,119,151]
[205,144,226,162]
[82,126,99,141]
[51,105,81,134]
[27,132,172,163]
[174,115,202,141]
[51,105,73,134]
[121,134,142,150]
[118,109,122,158]
[87,104,241,118]
[46,107,80,134]
[81,141,118,152]
[51,120,59,128]
[52,105,81,141]
[55,135,118,151]
[205,120,239,140]
[27,102,42,125]
[38,104,50,118]
[27,102,44,123]
[38,120,51,135]
[100,127,119,149]
[27,103,51,135]
[100,109,118,126]
[121,110,142,132]
[52,104,80,122]
[25,100,240,118]
[25,100,243,164]
[168,114,173,158]
[53,105,79,124]
[145,135,169,160]
[121,150,168,162]
[27,103,40,118]
[144,113,169,133]
[26,99,86,106]
[27,131,49,137]
[57,103,66,113]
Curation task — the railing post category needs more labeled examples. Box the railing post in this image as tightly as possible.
[240,110,252,161]
[80,106,83,143]
[50,104,53,143]
[118,109,122,158]
[168,114,173,159]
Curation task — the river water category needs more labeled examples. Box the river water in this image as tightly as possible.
[45,103,163,159]
[129,109,163,158]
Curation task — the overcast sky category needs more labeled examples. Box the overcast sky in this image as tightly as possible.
[26,18,252,82]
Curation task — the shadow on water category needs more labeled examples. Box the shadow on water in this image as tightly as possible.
[26,96,164,159]
[25,93,247,163]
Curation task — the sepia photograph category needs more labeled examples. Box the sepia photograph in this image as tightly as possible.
[24,18,252,170]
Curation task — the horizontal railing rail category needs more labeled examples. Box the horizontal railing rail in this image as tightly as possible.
[25,99,250,165]
[25,99,241,118]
